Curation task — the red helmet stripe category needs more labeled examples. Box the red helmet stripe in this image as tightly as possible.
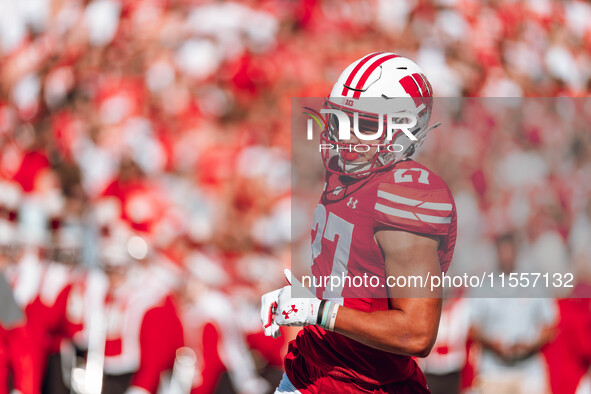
[341,52,383,96]
[400,75,421,97]
[399,74,423,107]
[414,73,431,98]
[352,54,399,98]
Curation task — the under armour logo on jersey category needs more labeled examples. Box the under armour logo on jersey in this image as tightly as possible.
[282,305,298,319]
[347,197,358,209]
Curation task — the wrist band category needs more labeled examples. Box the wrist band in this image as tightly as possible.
[327,304,339,331]
[320,300,332,328]
[316,300,339,331]
[317,300,327,326]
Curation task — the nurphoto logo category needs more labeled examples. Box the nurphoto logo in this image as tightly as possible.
[303,107,418,153]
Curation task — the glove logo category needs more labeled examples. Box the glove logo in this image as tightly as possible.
[282,305,298,319]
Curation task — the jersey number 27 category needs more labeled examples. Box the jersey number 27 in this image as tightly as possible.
[311,204,353,302]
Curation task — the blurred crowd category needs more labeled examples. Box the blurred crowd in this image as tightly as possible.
[415,98,591,392]
[1,0,591,393]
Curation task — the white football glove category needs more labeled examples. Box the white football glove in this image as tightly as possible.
[273,283,321,327]
[260,269,339,336]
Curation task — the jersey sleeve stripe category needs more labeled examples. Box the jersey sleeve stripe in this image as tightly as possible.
[376,202,453,225]
[417,201,453,211]
[377,190,420,206]
[416,213,452,224]
[375,203,417,220]
[377,190,453,211]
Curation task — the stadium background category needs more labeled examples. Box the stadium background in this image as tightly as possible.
[0,0,591,393]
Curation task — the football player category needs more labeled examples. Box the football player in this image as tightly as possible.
[261,52,457,393]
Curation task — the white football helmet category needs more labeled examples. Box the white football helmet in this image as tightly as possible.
[321,52,438,176]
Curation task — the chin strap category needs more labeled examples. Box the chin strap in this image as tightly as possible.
[339,156,373,175]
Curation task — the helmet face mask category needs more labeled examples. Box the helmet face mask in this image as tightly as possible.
[321,101,393,177]
[320,52,435,177]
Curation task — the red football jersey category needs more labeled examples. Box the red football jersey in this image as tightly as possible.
[285,158,457,393]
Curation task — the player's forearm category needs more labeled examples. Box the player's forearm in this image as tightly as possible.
[333,302,440,357]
